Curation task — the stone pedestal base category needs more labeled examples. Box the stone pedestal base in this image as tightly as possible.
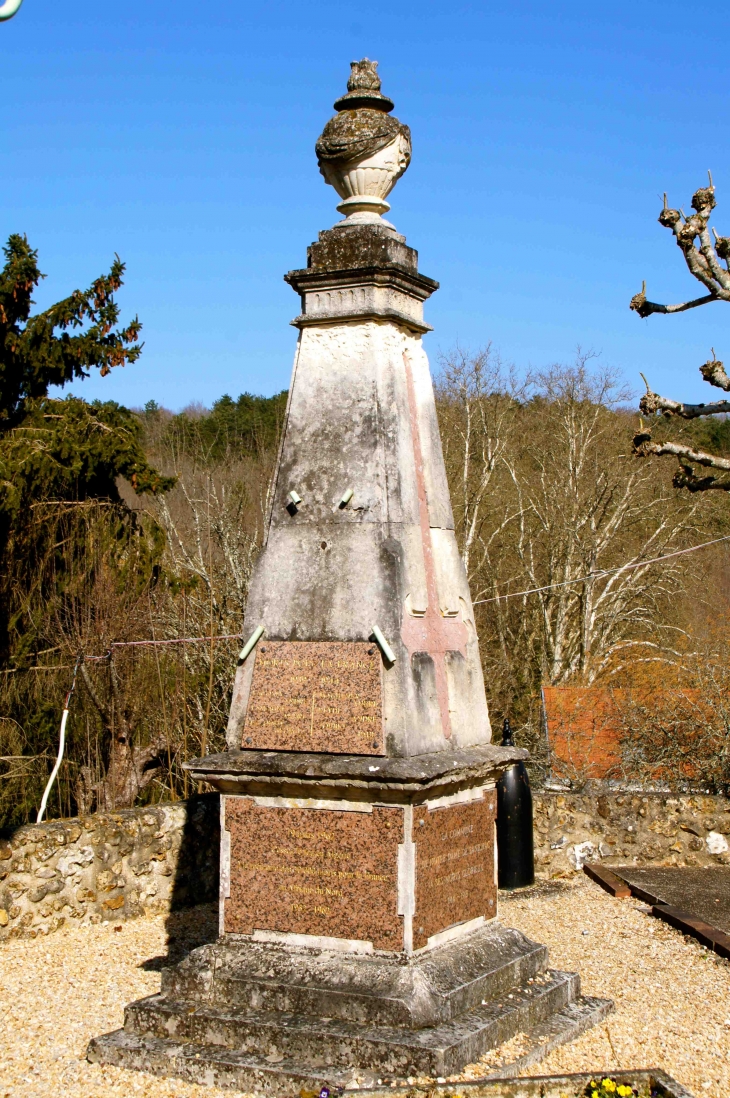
[221,787,498,951]
[88,922,611,1093]
[88,747,611,1091]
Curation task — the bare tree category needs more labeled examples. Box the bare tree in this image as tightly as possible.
[143,429,274,766]
[78,652,168,811]
[46,504,171,812]
[630,174,730,491]
[504,359,700,684]
[438,352,706,729]
[436,344,529,583]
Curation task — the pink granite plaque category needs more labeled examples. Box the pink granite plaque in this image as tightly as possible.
[413,792,497,949]
[224,798,403,950]
[242,641,384,755]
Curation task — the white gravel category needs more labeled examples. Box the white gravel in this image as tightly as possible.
[0,876,727,1097]
[501,874,730,1095]
[0,911,244,1098]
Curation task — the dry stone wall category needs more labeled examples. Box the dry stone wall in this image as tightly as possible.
[0,794,218,940]
[534,790,730,877]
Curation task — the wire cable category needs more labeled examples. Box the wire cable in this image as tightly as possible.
[472,532,730,607]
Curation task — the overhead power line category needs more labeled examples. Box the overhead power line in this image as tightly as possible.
[1,632,245,675]
[471,533,730,607]
[4,533,730,672]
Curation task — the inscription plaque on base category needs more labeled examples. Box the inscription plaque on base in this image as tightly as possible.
[242,641,384,754]
[224,798,402,949]
[413,793,497,949]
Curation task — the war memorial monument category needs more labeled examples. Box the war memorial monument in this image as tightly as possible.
[89,60,611,1092]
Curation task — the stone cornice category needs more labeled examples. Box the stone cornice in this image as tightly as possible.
[285,264,438,298]
[184,744,526,803]
[285,264,439,334]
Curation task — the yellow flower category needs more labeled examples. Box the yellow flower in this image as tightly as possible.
[617,1087,632,1097]
[602,1080,617,1093]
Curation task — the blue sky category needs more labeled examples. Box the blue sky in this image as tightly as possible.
[2,0,729,410]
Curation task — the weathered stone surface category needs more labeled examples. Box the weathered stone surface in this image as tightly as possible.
[331,59,395,114]
[315,61,411,227]
[124,971,579,1075]
[87,1000,623,1096]
[225,317,491,758]
[287,264,438,334]
[162,922,548,1027]
[0,795,218,940]
[316,108,408,169]
[306,224,419,274]
[533,789,730,877]
[187,744,524,799]
[87,923,612,1090]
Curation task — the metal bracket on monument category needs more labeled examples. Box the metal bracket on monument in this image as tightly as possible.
[370,624,396,666]
[238,625,265,663]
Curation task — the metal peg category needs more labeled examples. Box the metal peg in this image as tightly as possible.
[238,625,265,662]
[370,624,396,665]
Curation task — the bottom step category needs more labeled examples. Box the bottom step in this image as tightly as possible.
[88,995,613,1096]
[480,997,614,1080]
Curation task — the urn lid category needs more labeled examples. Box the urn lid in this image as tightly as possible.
[333,58,395,113]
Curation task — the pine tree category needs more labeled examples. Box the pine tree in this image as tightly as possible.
[0,233,173,663]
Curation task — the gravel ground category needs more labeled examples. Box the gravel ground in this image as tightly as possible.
[502,875,730,1095]
[0,908,238,1098]
[0,876,728,1098]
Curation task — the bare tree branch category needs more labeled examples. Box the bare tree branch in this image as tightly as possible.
[633,432,730,473]
[628,184,730,311]
[629,179,730,490]
[638,368,730,418]
[699,355,730,391]
[79,658,109,724]
[630,283,718,317]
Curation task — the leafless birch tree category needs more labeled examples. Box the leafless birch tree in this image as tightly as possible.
[436,344,529,583]
[437,352,705,726]
[504,360,699,684]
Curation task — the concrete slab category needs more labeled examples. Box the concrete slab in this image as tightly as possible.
[611,866,730,933]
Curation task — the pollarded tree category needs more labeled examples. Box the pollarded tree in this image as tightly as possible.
[630,175,730,491]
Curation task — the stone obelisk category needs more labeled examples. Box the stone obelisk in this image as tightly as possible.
[226,60,489,762]
[89,60,610,1092]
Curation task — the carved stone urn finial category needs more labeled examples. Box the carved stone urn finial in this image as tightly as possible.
[315,59,412,228]
[333,58,395,112]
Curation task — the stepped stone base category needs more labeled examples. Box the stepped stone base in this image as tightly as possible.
[87,922,612,1093]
